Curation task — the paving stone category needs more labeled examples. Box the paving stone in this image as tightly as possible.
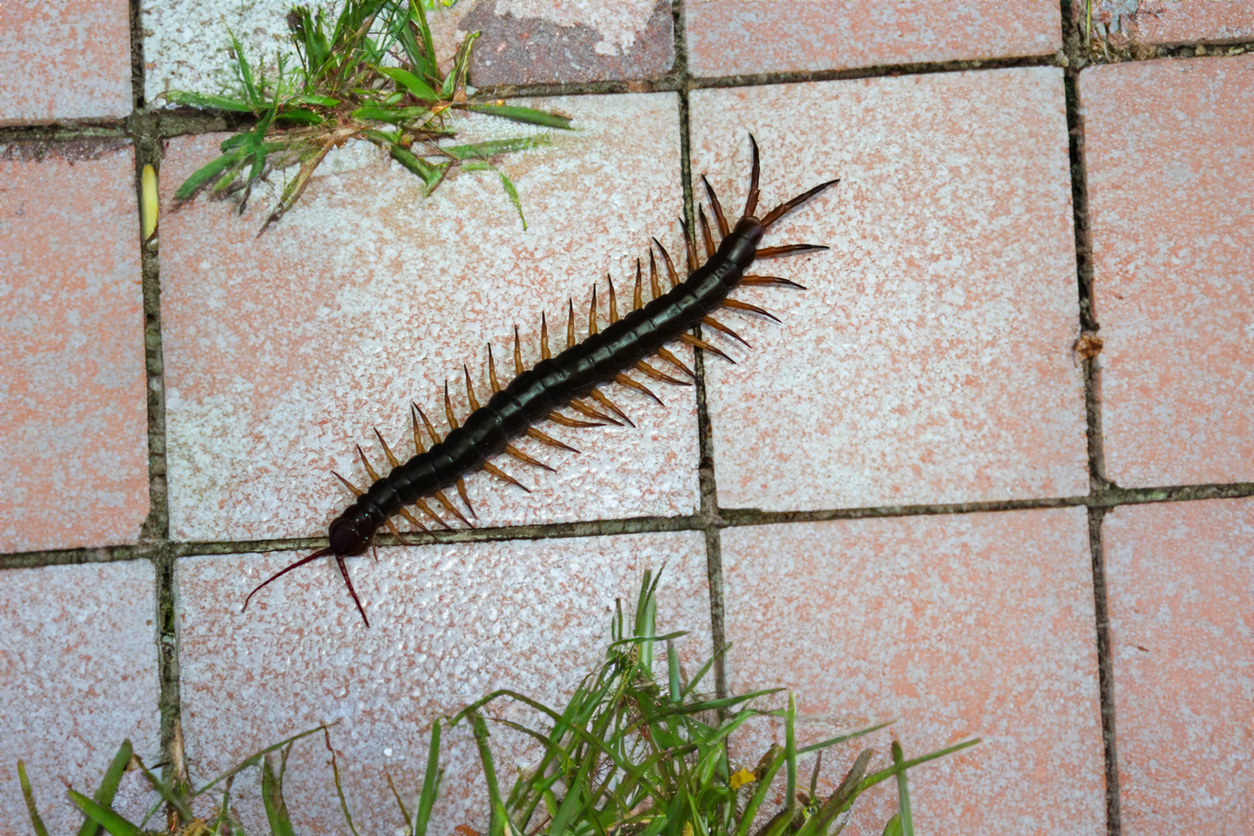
[1078,0,1254,46]
[1104,498,1252,833]
[722,508,1105,834]
[0,141,149,553]
[175,532,709,835]
[1081,56,1254,487]
[690,68,1087,512]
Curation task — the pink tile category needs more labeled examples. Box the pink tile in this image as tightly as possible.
[1079,0,1254,45]
[464,0,674,84]
[0,0,132,125]
[0,561,160,833]
[685,0,1061,78]
[1082,57,1254,487]
[160,94,695,544]
[722,509,1105,835]
[1104,499,1252,833]
[175,531,710,834]
[0,142,149,553]
[690,70,1087,512]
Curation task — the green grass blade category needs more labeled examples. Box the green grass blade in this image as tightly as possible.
[468,711,506,836]
[440,136,550,160]
[411,720,443,836]
[166,90,254,112]
[17,761,50,836]
[388,144,448,192]
[76,740,133,836]
[227,29,261,111]
[858,738,980,793]
[881,813,903,836]
[261,753,296,836]
[66,791,139,836]
[324,730,362,836]
[194,724,330,797]
[129,756,195,822]
[465,104,573,129]
[173,150,246,201]
[784,694,797,817]
[276,108,325,125]
[377,66,440,100]
[409,0,438,81]
[892,741,914,836]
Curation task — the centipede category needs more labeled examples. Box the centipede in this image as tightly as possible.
[242,135,838,626]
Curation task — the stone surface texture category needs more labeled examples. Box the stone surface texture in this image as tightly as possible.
[685,0,1061,77]
[722,509,1106,835]
[159,94,695,543]
[1080,0,1254,44]
[1104,499,1252,833]
[0,141,149,553]
[0,561,159,834]
[1082,56,1254,487]
[175,532,710,835]
[0,0,133,125]
[691,69,1088,512]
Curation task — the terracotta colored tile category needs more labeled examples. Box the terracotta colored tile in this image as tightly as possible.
[1081,57,1254,488]
[0,561,159,833]
[690,70,1087,512]
[1104,499,1252,833]
[464,0,674,84]
[176,531,709,834]
[1078,0,1254,45]
[685,0,1061,78]
[0,142,149,553]
[722,509,1105,834]
[160,94,694,543]
[0,0,132,126]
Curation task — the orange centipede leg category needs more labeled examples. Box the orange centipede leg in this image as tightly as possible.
[528,426,579,454]
[483,460,530,492]
[487,344,501,393]
[702,315,751,348]
[698,206,716,259]
[702,174,730,237]
[540,313,550,360]
[588,284,599,336]
[633,259,643,310]
[744,133,761,219]
[654,346,696,379]
[569,397,621,426]
[505,444,555,472]
[760,177,840,229]
[723,297,782,323]
[548,411,603,429]
[358,444,382,482]
[332,470,364,497]
[652,238,680,288]
[513,326,525,375]
[740,275,807,289]
[680,332,736,364]
[588,389,635,428]
[614,373,664,406]
[566,299,576,349]
[635,359,691,386]
[756,244,830,258]
[679,218,700,272]
[443,382,459,430]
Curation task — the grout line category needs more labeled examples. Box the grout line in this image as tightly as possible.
[1088,506,1123,836]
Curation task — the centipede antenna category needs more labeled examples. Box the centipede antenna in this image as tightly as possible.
[681,332,736,363]
[486,344,501,393]
[702,315,752,348]
[242,547,334,614]
[415,404,442,446]
[332,470,364,497]
[433,489,473,528]
[679,219,699,272]
[505,443,555,472]
[607,275,618,323]
[548,411,603,429]
[633,259,643,311]
[454,477,477,519]
[569,396,621,426]
[566,299,576,349]
[357,444,381,482]
[443,382,459,430]
[589,388,635,427]
[654,346,696,379]
[698,206,716,259]
[636,359,691,387]
[588,285,599,336]
[540,313,550,360]
[332,554,371,627]
[513,326,524,375]
[745,133,761,219]
[652,237,680,287]
[723,298,782,323]
[741,275,807,289]
[702,174,730,237]
[755,244,830,259]
[410,403,430,453]
[614,373,664,406]
[483,460,530,492]
[414,497,452,530]
[528,426,579,454]
[374,429,401,468]
[761,178,840,229]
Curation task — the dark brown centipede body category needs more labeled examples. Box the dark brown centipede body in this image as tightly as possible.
[244,136,839,626]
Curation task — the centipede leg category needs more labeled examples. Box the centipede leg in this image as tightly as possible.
[528,426,579,454]
[698,206,716,259]
[569,397,621,426]
[744,133,761,218]
[702,174,730,237]
[635,359,691,387]
[761,177,841,228]
[505,444,555,472]
[741,275,807,290]
[680,333,736,364]
[589,388,635,427]
[701,315,751,348]
[614,373,663,406]
[756,244,830,258]
[723,298,782,323]
[654,346,696,380]
[483,460,530,492]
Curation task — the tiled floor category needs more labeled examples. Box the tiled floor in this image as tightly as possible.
[1,1,1251,834]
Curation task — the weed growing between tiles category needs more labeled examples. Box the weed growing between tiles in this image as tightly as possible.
[16,571,976,835]
[166,0,572,232]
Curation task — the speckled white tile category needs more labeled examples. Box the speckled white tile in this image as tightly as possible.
[722,509,1105,835]
[690,69,1087,512]
[0,561,160,834]
[175,531,710,834]
[160,93,695,543]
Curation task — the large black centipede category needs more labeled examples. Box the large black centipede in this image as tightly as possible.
[243,136,838,626]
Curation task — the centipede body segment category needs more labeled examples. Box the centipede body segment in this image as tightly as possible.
[244,136,839,626]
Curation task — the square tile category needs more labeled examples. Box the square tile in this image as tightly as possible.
[1104,499,1252,833]
[0,141,149,553]
[160,93,696,544]
[691,69,1087,512]
[685,0,1061,78]
[1078,1,1254,46]
[175,531,710,834]
[0,561,160,834]
[1081,56,1254,487]
[0,0,132,125]
[722,508,1106,834]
